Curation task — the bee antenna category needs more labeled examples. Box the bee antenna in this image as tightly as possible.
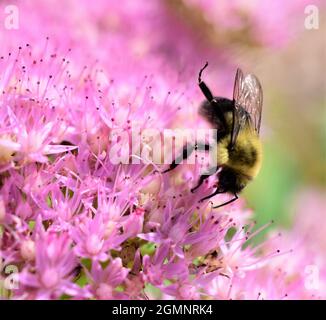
[198,61,209,83]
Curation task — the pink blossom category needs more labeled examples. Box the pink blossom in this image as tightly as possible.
[85,258,129,299]
[71,211,120,261]
[0,1,324,301]
[19,225,88,299]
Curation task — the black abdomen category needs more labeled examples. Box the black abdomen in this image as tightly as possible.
[199,97,234,141]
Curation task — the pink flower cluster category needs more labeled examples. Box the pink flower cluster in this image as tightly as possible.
[0,1,325,300]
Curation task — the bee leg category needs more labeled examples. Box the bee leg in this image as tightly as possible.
[198,62,214,102]
[191,166,218,193]
[162,143,210,173]
[191,175,209,193]
[198,63,227,128]
[162,144,194,173]
[212,194,238,209]
[199,188,222,203]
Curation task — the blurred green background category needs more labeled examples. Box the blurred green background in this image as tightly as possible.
[241,22,326,232]
[162,2,325,236]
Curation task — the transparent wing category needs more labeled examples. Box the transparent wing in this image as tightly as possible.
[236,72,263,134]
[230,68,263,147]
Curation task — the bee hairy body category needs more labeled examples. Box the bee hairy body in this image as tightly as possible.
[217,127,262,177]
[201,97,262,194]
[163,64,263,208]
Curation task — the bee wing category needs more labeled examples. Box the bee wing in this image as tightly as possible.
[231,68,263,147]
[233,68,244,103]
[237,73,263,134]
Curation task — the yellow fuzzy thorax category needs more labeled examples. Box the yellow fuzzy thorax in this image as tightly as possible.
[216,129,262,179]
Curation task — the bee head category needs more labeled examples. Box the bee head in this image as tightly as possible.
[218,168,247,194]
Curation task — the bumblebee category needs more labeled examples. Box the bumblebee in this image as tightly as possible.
[163,62,263,208]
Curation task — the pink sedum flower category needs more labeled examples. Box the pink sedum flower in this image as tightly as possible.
[71,211,119,261]
[0,1,324,301]
[86,258,129,300]
[19,224,88,299]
